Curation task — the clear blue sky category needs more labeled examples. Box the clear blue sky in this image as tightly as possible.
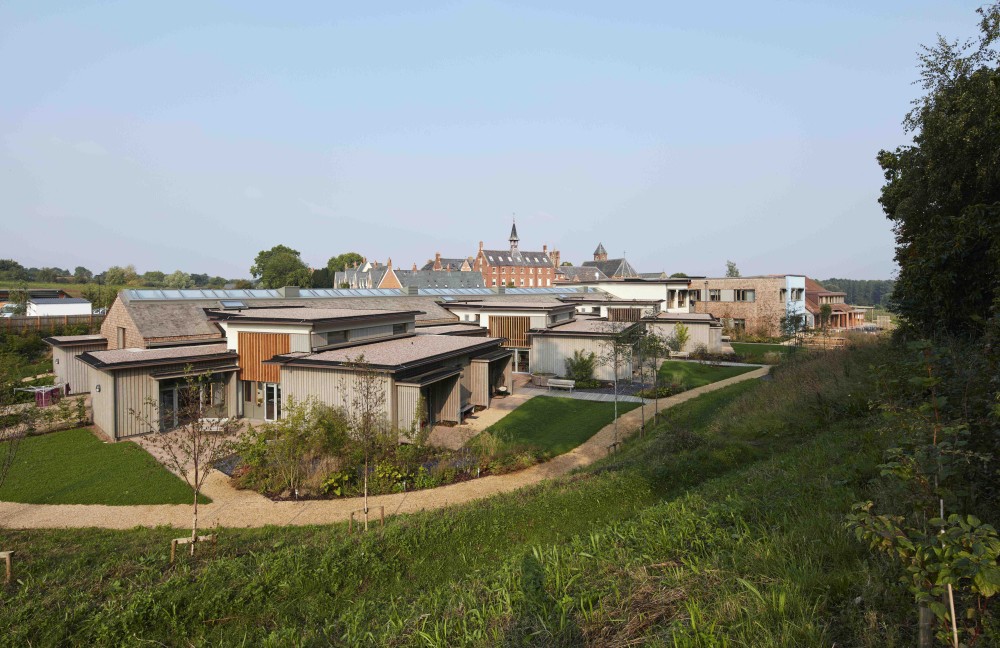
[0,1,984,280]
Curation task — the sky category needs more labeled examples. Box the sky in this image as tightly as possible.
[0,1,986,280]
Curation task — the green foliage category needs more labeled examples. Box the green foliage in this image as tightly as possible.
[0,428,206,505]
[665,322,690,351]
[563,349,596,383]
[820,278,895,306]
[877,3,1000,335]
[725,260,740,277]
[0,258,29,281]
[730,342,801,364]
[657,360,755,390]
[249,244,312,288]
[327,252,364,274]
[234,397,350,496]
[0,346,915,646]
[102,264,139,286]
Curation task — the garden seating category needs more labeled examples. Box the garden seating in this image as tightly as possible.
[669,351,691,359]
[199,417,231,432]
[547,378,575,392]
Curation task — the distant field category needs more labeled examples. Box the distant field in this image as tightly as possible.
[0,428,206,505]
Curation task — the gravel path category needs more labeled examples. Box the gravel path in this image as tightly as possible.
[0,367,769,530]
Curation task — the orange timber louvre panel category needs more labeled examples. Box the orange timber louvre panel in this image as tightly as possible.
[488,316,530,348]
[238,332,290,383]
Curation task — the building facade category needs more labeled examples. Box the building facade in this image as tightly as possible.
[692,275,808,337]
[472,223,557,288]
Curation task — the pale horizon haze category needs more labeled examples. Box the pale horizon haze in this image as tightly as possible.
[0,1,985,280]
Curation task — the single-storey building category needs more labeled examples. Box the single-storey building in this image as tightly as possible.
[43,334,108,394]
[27,297,92,316]
[528,318,638,381]
[642,312,724,354]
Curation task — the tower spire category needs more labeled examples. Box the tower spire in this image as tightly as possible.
[509,214,519,251]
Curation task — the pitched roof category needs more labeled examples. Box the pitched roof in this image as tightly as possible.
[556,266,608,282]
[594,242,607,256]
[392,270,484,289]
[509,221,519,242]
[420,257,470,271]
[481,249,552,267]
[582,258,639,278]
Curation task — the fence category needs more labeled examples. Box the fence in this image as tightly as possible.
[0,314,105,334]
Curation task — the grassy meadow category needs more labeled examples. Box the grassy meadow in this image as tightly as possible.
[0,346,918,645]
[656,359,757,388]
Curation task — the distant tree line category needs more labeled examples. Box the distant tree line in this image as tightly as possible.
[819,278,895,307]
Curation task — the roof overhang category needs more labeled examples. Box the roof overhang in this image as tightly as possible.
[78,350,239,372]
[396,367,461,387]
[42,335,108,349]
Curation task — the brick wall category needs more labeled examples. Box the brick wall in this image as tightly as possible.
[693,277,788,337]
[100,298,145,349]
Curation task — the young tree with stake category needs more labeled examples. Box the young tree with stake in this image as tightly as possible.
[343,355,392,531]
[132,369,237,557]
[597,321,635,446]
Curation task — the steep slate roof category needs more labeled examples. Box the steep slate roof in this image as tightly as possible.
[420,257,471,271]
[557,266,609,282]
[594,242,607,256]
[481,249,552,267]
[393,270,484,289]
[582,258,640,279]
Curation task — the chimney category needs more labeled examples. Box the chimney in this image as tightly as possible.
[279,286,300,298]
[434,252,442,271]
[543,244,547,253]
[551,249,561,267]
[479,240,484,251]
[412,262,417,271]
[387,257,392,269]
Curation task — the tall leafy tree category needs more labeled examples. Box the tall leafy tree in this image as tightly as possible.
[327,252,364,275]
[250,245,312,289]
[878,3,1000,335]
[73,266,93,283]
[725,260,740,277]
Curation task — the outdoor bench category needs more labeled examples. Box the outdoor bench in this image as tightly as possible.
[547,378,575,392]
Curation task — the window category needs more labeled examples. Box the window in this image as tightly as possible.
[780,288,787,301]
[393,323,407,335]
[325,330,348,344]
[731,318,746,331]
[492,280,497,286]
[709,289,721,301]
[735,289,755,302]
[116,326,125,348]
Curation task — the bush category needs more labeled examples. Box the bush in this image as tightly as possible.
[564,350,597,383]
[637,383,682,399]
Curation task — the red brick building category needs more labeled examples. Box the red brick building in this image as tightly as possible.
[473,222,558,288]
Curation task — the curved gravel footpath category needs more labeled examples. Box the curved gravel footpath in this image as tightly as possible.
[0,367,769,530]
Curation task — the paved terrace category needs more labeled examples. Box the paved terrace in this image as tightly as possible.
[0,367,769,530]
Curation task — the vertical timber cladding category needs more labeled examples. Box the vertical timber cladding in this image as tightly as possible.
[238,332,290,383]
[607,308,641,322]
[488,315,531,348]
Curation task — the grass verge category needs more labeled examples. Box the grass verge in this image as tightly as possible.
[484,396,641,456]
[657,359,756,389]
[0,428,208,505]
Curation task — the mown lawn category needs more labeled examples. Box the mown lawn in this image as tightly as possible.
[0,347,919,646]
[657,359,757,389]
[731,341,802,363]
[0,428,208,505]
[485,396,640,455]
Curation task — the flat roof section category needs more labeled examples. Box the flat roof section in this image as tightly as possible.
[206,307,422,324]
[79,343,235,370]
[532,319,637,336]
[43,334,108,348]
[275,335,504,370]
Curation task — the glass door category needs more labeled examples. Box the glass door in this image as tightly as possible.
[264,383,281,421]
